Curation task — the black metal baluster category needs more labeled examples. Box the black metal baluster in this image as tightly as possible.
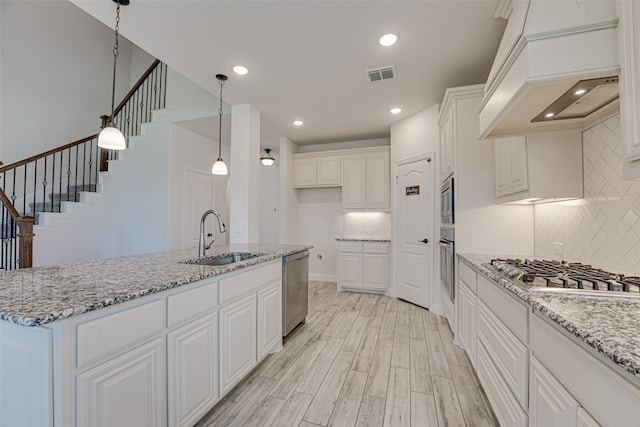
[152,67,158,112]
[94,138,99,185]
[67,148,71,201]
[82,141,87,193]
[75,146,80,201]
[33,161,37,218]
[163,63,167,108]
[22,167,26,216]
[42,157,48,212]
[59,149,63,204]
[88,140,93,192]
[51,153,56,212]
[1,205,6,270]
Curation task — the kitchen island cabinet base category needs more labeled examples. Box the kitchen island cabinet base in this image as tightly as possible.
[0,259,284,427]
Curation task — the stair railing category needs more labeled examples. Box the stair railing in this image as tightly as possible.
[0,59,167,270]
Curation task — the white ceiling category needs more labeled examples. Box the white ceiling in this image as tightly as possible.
[71,0,506,146]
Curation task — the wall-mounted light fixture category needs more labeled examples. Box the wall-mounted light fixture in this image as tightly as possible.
[98,0,128,150]
[211,74,228,175]
[260,149,275,166]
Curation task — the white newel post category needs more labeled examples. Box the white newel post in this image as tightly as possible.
[230,103,261,243]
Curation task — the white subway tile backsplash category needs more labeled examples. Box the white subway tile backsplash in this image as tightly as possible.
[343,212,391,239]
[534,114,640,275]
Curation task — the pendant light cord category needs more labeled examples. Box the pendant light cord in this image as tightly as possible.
[109,0,121,124]
[217,76,226,159]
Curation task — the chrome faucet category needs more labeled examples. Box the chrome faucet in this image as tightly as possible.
[199,209,226,257]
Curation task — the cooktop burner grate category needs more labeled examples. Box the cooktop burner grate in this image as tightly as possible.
[487,258,640,294]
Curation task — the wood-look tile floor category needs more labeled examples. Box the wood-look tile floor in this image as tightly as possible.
[195,281,498,427]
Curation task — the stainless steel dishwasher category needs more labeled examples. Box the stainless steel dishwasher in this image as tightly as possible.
[282,250,309,337]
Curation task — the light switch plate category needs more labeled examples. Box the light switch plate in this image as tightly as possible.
[553,242,564,256]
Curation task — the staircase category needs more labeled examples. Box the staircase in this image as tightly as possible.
[0,60,167,270]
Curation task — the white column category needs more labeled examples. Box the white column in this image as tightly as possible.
[229,103,260,243]
[278,137,299,244]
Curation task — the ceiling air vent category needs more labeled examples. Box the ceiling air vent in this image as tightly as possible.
[366,65,396,82]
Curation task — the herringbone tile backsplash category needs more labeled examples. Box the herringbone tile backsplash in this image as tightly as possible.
[534,114,640,275]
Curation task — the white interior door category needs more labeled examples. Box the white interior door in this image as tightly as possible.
[395,157,434,309]
[182,170,214,249]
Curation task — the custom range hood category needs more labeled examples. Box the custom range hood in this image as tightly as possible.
[478,0,619,139]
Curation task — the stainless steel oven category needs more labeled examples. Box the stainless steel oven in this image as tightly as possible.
[441,177,454,224]
[439,226,455,301]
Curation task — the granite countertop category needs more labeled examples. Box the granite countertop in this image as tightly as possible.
[336,237,391,242]
[0,244,311,328]
[459,253,640,380]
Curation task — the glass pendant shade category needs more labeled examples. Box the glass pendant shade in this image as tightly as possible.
[98,124,126,150]
[212,159,228,175]
[260,149,275,166]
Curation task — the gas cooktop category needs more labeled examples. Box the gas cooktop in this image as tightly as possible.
[482,258,640,298]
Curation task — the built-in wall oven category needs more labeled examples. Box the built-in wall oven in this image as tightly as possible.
[439,177,455,301]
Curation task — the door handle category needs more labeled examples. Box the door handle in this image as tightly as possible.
[419,238,429,244]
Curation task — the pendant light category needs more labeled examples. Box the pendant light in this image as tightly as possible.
[212,74,228,175]
[260,149,275,166]
[98,0,128,151]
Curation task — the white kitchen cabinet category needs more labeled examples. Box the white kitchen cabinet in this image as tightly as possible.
[529,357,579,427]
[457,260,477,368]
[618,0,640,180]
[494,132,583,204]
[337,241,389,293]
[167,312,218,427]
[342,148,390,211]
[219,293,258,395]
[293,155,341,188]
[76,338,166,427]
[439,102,454,182]
[257,280,283,360]
[495,136,528,197]
[576,408,600,427]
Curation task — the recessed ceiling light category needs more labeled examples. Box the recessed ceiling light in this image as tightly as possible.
[574,89,587,96]
[544,112,555,118]
[379,34,398,47]
[390,107,402,114]
[293,120,304,126]
[233,65,248,75]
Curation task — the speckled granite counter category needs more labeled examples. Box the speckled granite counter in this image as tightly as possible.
[459,253,640,381]
[336,237,391,242]
[0,244,311,327]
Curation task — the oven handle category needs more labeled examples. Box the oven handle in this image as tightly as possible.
[438,239,454,249]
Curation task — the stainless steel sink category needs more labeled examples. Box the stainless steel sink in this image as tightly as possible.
[181,252,263,266]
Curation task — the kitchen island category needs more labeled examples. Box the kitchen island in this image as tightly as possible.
[0,244,311,427]
[458,253,640,427]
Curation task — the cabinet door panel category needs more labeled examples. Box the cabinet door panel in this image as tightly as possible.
[219,294,257,395]
[529,357,578,427]
[168,312,218,427]
[342,156,366,209]
[258,281,283,360]
[495,136,528,197]
[317,157,342,185]
[363,254,388,290]
[76,338,165,427]
[338,253,363,288]
[366,152,390,209]
[294,158,317,187]
[458,280,477,367]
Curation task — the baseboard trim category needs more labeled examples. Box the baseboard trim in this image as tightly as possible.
[309,273,336,283]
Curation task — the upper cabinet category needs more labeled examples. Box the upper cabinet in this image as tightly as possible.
[342,148,390,211]
[494,132,583,204]
[478,0,619,139]
[618,0,640,180]
[293,154,341,188]
[439,102,455,182]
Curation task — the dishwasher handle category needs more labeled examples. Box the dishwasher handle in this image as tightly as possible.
[285,250,309,264]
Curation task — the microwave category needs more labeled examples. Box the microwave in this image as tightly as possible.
[441,177,454,224]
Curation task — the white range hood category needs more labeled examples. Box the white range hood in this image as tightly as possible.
[478,0,619,139]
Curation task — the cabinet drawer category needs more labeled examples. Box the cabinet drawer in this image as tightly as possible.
[458,260,477,293]
[363,243,388,254]
[219,261,281,304]
[477,275,528,342]
[167,279,218,328]
[478,300,528,408]
[477,340,528,427]
[76,300,164,368]
[339,242,362,253]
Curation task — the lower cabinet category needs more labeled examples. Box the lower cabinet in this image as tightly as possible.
[167,312,218,427]
[219,293,258,395]
[529,357,579,427]
[258,280,283,360]
[76,338,166,427]
[457,261,477,367]
[337,241,389,292]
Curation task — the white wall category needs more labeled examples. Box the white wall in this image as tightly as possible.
[259,163,280,243]
[279,137,299,244]
[390,104,441,309]
[534,114,640,275]
[297,188,343,282]
[0,0,139,163]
